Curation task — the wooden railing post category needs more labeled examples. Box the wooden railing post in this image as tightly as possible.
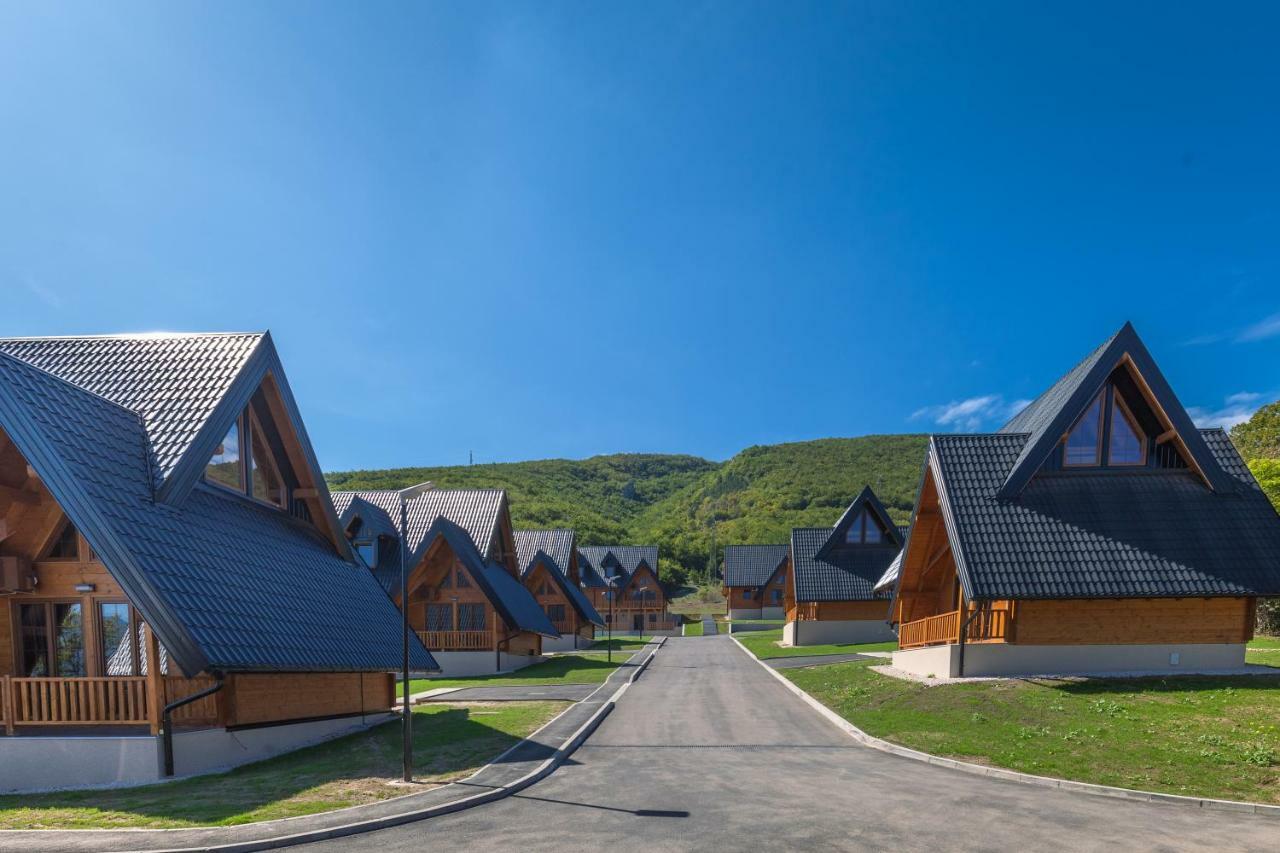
[145,625,164,735]
[2,675,12,736]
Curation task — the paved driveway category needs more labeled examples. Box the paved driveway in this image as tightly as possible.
[305,636,1279,852]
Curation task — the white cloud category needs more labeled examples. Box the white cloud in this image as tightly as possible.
[1187,392,1271,430]
[1237,314,1280,343]
[911,395,1031,432]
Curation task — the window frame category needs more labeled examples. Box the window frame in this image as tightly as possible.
[16,599,87,678]
[98,600,140,676]
[41,519,81,561]
[1063,391,1106,468]
[1107,390,1148,467]
[205,410,291,510]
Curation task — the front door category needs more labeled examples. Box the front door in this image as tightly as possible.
[632,614,643,631]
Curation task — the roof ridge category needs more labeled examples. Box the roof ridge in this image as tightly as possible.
[0,331,266,342]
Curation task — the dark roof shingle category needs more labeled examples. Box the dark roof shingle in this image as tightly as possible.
[722,545,789,587]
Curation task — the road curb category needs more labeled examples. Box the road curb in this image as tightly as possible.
[147,641,664,852]
[729,635,1280,819]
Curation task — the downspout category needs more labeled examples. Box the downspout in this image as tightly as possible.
[955,603,985,679]
[163,675,225,777]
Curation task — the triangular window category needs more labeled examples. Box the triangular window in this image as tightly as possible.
[844,509,884,545]
[205,401,289,509]
[1064,392,1104,467]
[45,521,80,560]
[1108,393,1146,465]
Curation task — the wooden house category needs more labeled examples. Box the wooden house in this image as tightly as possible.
[578,546,677,634]
[887,322,1280,678]
[515,529,604,651]
[722,545,790,620]
[0,333,433,792]
[332,487,558,676]
[785,487,903,646]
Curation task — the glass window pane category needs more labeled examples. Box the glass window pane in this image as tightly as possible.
[455,568,471,588]
[426,604,452,631]
[47,522,79,559]
[864,512,883,544]
[354,541,377,567]
[846,512,863,543]
[138,624,170,676]
[100,603,135,675]
[1109,397,1146,465]
[1065,393,1104,466]
[207,419,244,491]
[19,604,50,676]
[249,418,286,506]
[54,603,85,677]
[458,604,486,631]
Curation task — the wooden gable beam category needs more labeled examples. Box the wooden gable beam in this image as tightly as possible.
[1117,353,1211,488]
[0,483,39,506]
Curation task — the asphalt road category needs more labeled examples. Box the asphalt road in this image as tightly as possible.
[305,636,1280,852]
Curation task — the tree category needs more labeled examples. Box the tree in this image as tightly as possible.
[1230,401,1280,461]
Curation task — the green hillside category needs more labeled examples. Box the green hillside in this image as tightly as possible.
[325,435,929,587]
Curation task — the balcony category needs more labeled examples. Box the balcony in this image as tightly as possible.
[416,630,491,651]
[898,604,1011,650]
[2,674,221,735]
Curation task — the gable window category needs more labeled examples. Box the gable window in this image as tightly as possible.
[458,603,486,631]
[45,521,80,560]
[1108,394,1146,465]
[205,409,289,508]
[546,604,566,624]
[354,539,378,568]
[1062,385,1149,469]
[1065,393,1104,466]
[455,567,471,588]
[845,510,884,545]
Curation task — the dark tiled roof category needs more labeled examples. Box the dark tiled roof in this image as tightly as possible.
[791,528,898,602]
[515,530,604,627]
[334,488,504,567]
[0,333,264,481]
[931,429,1280,600]
[0,343,436,675]
[722,545,789,587]
[331,492,404,595]
[577,545,659,588]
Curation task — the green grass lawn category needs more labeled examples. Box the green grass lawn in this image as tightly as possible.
[735,627,897,659]
[786,661,1280,804]
[684,620,704,636]
[0,701,564,829]
[401,653,629,696]
[587,636,653,652]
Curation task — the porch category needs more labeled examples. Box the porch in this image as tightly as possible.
[1,673,220,735]
[415,630,492,651]
[898,603,1014,650]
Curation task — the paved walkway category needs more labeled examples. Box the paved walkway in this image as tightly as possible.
[305,636,1280,852]
[765,652,875,669]
[418,684,598,702]
[701,617,717,635]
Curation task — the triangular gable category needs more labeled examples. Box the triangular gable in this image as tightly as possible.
[996,322,1232,499]
[818,486,904,558]
[156,333,350,554]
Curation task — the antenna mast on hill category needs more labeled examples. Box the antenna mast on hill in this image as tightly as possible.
[469,450,473,466]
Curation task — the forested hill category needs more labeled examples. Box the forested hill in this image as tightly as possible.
[326,434,929,586]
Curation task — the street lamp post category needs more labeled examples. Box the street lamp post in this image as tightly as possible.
[399,495,412,783]
[607,577,617,663]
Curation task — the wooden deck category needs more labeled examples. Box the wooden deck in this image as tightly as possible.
[1,674,221,735]
[899,604,1012,650]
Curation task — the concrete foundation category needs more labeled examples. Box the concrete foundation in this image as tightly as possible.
[729,607,763,620]
[891,642,1250,678]
[786,619,897,646]
[543,633,594,653]
[761,606,785,620]
[0,713,394,793]
[429,650,543,677]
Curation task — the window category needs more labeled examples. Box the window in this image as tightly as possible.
[1108,394,1146,465]
[455,568,471,588]
[743,589,754,601]
[99,602,136,675]
[458,603,486,631]
[19,603,85,676]
[45,521,80,560]
[206,419,244,491]
[1065,393,1104,466]
[354,540,378,568]
[546,604,566,623]
[205,408,289,508]
[426,604,452,632]
[845,510,884,545]
[648,613,656,624]
[440,570,452,589]
[138,623,169,675]
[771,589,783,604]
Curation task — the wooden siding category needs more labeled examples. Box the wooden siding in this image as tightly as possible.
[794,600,889,621]
[1015,597,1254,646]
[225,672,394,727]
[724,559,790,611]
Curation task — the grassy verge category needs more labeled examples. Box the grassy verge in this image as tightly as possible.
[0,701,565,829]
[735,628,897,659]
[684,620,704,636]
[587,636,653,652]
[402,653,627,695]
[785,661,1280,804]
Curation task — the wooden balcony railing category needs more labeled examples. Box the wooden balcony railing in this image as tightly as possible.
[1,674,224,735]
[550,620,576,635]
[899,611,960,649]
[899,604,1012,650]
[417,630,491,651]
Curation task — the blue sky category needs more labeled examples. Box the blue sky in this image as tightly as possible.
[2,3,1278,470]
